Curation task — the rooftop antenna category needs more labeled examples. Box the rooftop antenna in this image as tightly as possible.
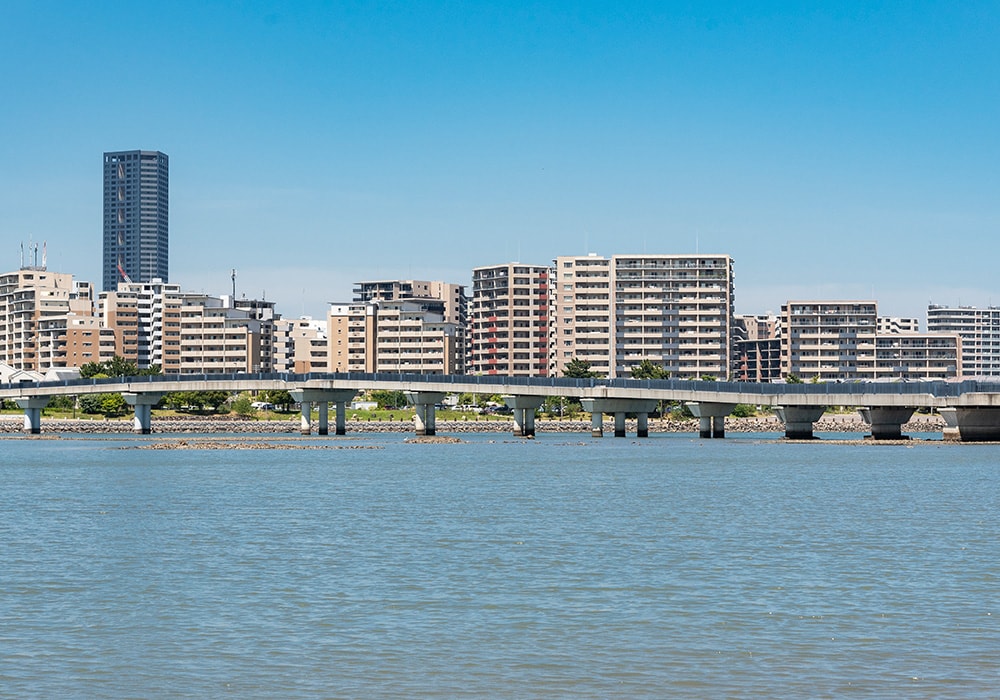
[231,269,237,299]
[19,242,23,269]
[42,241,47,269]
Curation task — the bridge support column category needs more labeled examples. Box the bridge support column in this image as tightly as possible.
[858,407,916,440]
[938,408,959,441]
[581,398,658,438]
[405,391,447,436]
[637,412,649,438]
[687,402,736,439]
[16,397,48,434]
[590,410,603,437]
[614,412,627,438]
[503,396,545,437]
[123,393,165,434]
[291,389,357,436]
[952,407,1000,442]
[774,406,826,440]
[335,401,347,436]
[299,401,313,435]
[317,402,329,436]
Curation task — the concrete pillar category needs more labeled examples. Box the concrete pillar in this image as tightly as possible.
[405,391,447,437]
[290,389,357,436]
[858,407,916,440]
[614,411,627,438]
[581,398,658,438]
[123,393,165,435]
[687,402,737,439]
[774,406,826,440]
[938,408,959,441]
[503,396,545,437]
[300,401,313,435]
[637,412,649,438]
[698,417,712,439]
[952,407,1000,442]
[590,410,604,438]
[317,402,329,436]
[335,401,347,436]
[16,397,47,434]
[712,415,726,439]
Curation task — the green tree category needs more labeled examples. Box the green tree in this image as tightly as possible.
[630,359,669,380]
[730,404,757,418]
[46,395,76,410]
[232,393,255,417]
[563,358,600,379]
[786,373,804,384]
[261,389,294,410]
[370,389,406,409]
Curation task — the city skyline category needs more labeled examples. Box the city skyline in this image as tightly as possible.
[2,3,998,321]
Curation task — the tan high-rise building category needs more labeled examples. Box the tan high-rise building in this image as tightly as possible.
[98,279,182,372]
[469,263,551,376]
[353,279,467,373]
[176,293,267,374]
[37,315,116,370]
[551,254,613,377]
[0,267,95,371]
[328,303,377,373]
[275,317,329,373]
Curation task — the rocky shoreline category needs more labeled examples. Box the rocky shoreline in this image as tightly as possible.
[0,413,947,435]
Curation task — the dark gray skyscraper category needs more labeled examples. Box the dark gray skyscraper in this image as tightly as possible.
[103,150,169,291]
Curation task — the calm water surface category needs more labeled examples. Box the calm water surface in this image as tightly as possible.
[1,432,997,698]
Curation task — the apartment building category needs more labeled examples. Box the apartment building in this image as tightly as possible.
[551,254,612,377]
[0,268,95,371]
[328,303,377,373]
[782,301,961,381]
[877,317,920,334]
[612,255,735,379]
[354,279,467,372]
[177,294,266,374]
[37,315,116,371]
[98,279,182,372]
[469,263,551,376]
[733,314,781,382]
[275,317,329,373]
[926,305,1000,377]
[234,298,278,372]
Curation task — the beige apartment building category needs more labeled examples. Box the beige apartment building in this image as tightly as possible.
[551,254,613,377]
[37,314,116,370]
[177,294,267,374]
[353,279,467,373]
[0,268,95,371]
[781,300,961,381]
[328,299,458,374]
[469,263,551,376]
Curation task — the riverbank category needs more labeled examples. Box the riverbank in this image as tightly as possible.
[0,413,946,434]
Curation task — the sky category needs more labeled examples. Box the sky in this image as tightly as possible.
[1,1,998,323]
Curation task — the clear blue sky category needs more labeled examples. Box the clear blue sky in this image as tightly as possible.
[2,1,997,322]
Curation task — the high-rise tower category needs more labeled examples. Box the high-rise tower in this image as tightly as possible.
[103,150,169,291]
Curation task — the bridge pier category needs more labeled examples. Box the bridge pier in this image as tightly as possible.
[687,402,736,438]
[951,407,1000,442]
[16,397,48,434]
[938,408,959,441]
[858,407,916,440]
[123,393,164,434]
[405,391,447,436]
[580,398,658,438]
[290,389,357,435]
[503,396,545,437]
[774,406,826,440]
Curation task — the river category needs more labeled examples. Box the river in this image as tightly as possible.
[2,432,997,698]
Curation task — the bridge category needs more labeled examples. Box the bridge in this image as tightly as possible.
[3,372,1000,441]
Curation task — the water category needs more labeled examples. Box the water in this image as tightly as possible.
[2,432,997,698]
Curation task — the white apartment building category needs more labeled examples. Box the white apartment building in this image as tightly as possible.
[98,279,182,371]
[552,254,612,377]
[927,305,1000,377]
[372,299,459,374]
[782,301,961,381]
[877,317,920,334]
[275,317,329,373]
[469,263,551,376]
